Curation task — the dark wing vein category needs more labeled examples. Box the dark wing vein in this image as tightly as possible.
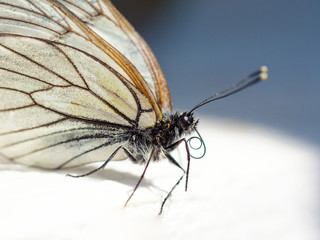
[0,41,73,86]
[0,126,114,149]
[13,134,115,159]
[0,86,31,95]
[0,118,68,136]
[0,17,62,35]
[1,34,140,126]
[0,104,36,112]
[57,141,111,169]
[58,40,143,124]
[0,2,68,35]
[27,103,134,130]
[26,0,70,33]
[0,67,54,87]
[61,0,97,18]
[52,40,143,124]
[49,42,89,89]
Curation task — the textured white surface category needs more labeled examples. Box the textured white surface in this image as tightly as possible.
[0,118,319,240]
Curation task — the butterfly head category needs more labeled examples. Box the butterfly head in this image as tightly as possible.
[177,112,198,135]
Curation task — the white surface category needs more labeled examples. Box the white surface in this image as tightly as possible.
[0,118,319,240]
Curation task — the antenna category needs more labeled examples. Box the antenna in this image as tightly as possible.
[190,66,268,113]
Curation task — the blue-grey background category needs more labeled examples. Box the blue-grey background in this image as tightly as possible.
[114,0,320,146]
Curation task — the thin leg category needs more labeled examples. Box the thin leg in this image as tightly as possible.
[157,139,190,214]
[66,146,136,178]
[166,138,190,191]
[124,147,157,207]
[159,151,185,215]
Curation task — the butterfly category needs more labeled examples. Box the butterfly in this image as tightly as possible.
[0,0,267,214]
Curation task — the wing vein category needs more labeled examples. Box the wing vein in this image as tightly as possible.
[0,17,62,35]
[0,118,68,136]
[0,66,54,87]
[57,141,111,169]
[0,126,112,149]
[13,134,111,159]
[0,104,36,112]
[0,86,31,95]
[0,42,73,86]
[26,0,69,33]
[49,43,89,89]
[0,2,68,35]
[62,0,97,18]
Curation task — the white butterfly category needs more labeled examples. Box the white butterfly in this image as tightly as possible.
[0,0,267,213]
[0,0,172,167]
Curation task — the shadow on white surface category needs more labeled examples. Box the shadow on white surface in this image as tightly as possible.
[0,117,319,240]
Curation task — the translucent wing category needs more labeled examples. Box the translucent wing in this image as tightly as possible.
[57,0,172,112]
[0,0,164,168]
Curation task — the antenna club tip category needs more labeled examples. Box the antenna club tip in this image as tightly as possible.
[259,72,268,81]
[260,65,268,73]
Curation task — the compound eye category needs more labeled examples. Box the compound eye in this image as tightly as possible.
[180,115,193,130]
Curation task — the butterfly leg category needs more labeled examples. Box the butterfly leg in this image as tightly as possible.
[159,151,185,215]
[158,139,191,215]
[66,145,136,178]
[124,147,157,207]
[165,138,191,191]
[67,146,158,211]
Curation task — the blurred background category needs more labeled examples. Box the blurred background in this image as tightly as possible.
[1,2,319,239]
[113,0,320,146]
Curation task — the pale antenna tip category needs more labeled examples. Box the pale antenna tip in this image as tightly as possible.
[260,65,268,73]
[259,72,268,81]
[259,66,268,81]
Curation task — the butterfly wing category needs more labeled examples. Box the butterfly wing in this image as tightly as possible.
[88,0,172,112]
[50,0,172,112]
[0,0,165,168]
